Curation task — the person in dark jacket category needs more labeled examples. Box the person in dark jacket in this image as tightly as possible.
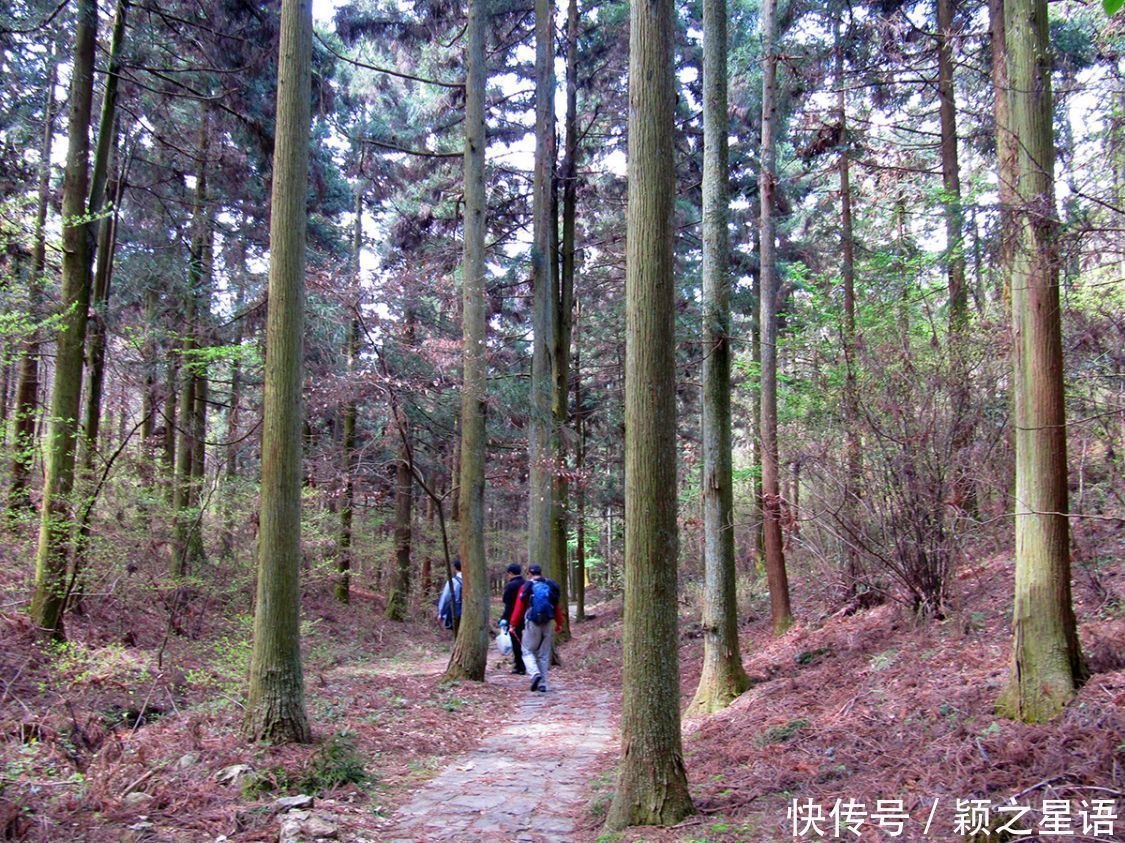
[500,563,526,675]
[509,564,564,692]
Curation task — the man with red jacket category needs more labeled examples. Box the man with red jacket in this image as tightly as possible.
[508,564,564,692]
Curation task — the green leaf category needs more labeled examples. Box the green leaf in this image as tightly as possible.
[1106,0,1123,17]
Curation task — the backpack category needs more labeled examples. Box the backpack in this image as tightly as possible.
[526,579,558,625]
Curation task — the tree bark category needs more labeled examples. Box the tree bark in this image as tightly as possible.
[528,0,557,579]
[836,17,862,599]
[244,0,313,744]
[171,108,211,578]
[7,48,57,516]
[551,0,580,640]
[989,0,1017,306]
[81,10,127,489]
[162,360,177,503]
[29,0,99,637]
[938,0,975,520]
[995,0,1085,724]
[758,0,793,635]
[605,0,693,826]
[574,300,586,621]
[444,0,490,682]
[688,0,750,716]
[221,248,246,557]
[336,188,362,603]
[386,311,415,621]
[937,0,966,332]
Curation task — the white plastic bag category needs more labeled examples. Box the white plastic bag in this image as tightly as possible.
[495,629,513,656]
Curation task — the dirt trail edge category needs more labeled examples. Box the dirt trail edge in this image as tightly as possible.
[379,666,617,842]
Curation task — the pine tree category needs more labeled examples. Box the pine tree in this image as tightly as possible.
[444,0,490,682]
[29,0,99,637]
[244,0,313,744]
[995,0,1085,724]
[688,0,750,716]
[605,0,693,825]
[758,0,793,634]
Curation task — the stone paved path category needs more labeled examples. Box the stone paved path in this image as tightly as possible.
[380,667,616,842]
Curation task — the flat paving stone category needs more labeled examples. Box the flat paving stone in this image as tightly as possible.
[377,668,617,842]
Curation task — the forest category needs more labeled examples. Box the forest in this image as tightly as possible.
[0,0,1121,839]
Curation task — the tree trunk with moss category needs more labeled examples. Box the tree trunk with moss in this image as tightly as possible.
[29,0,99,637]
[995,0,1085,724]
[688,0,750,716]
[244,0,313,744]
[444,0,490,682]
[758,0,793,635]
[605,0,693,827]
[79,0,127,487]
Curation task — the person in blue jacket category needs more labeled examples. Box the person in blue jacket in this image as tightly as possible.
[437,558,462,631]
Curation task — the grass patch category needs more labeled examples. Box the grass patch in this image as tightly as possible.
[758,718,809,745]
[795,647,831,665]
[242,731,368,798]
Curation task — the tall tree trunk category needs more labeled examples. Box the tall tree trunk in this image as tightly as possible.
[171,108,211,578]
[989,0,1017,307]
[386,310,415,621]
[244,0,313,744]
[81,140,123,484]
[605,0,693,827]
[0,352,10,438]
[758,0,793,635]
[140,287,157,460]
[937,0,966,331]
[79,0,128,490]
[29,0,99,637]
[836,17,862,599]
[938,0,974,521]
[527,0,557,579]
[573,301,587,621]
[7,49,57,516]
[336,189,362,603]
[162,361,177,502]
[552,0,580,639]
[995,0,1085,724]
[221,250,245,557]
[188,221,211,563]
[749,264,763,570]
[71,129,127,608]
[688,0,750,716]
[444,0,490,682]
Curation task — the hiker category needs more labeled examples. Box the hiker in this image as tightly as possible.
[509,564,563,692]
[500,563,527,675]
[437,558,462,631]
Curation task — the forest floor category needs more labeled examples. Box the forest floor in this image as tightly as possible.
[1,527,1122,842]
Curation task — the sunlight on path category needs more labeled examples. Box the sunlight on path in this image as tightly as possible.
[380,668,616,842]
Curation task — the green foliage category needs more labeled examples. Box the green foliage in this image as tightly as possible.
[795,647,830,665]
[868,650,897,671]
[242,731,368,798]
[1105,0,1123,16]
[758,718,809,745]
